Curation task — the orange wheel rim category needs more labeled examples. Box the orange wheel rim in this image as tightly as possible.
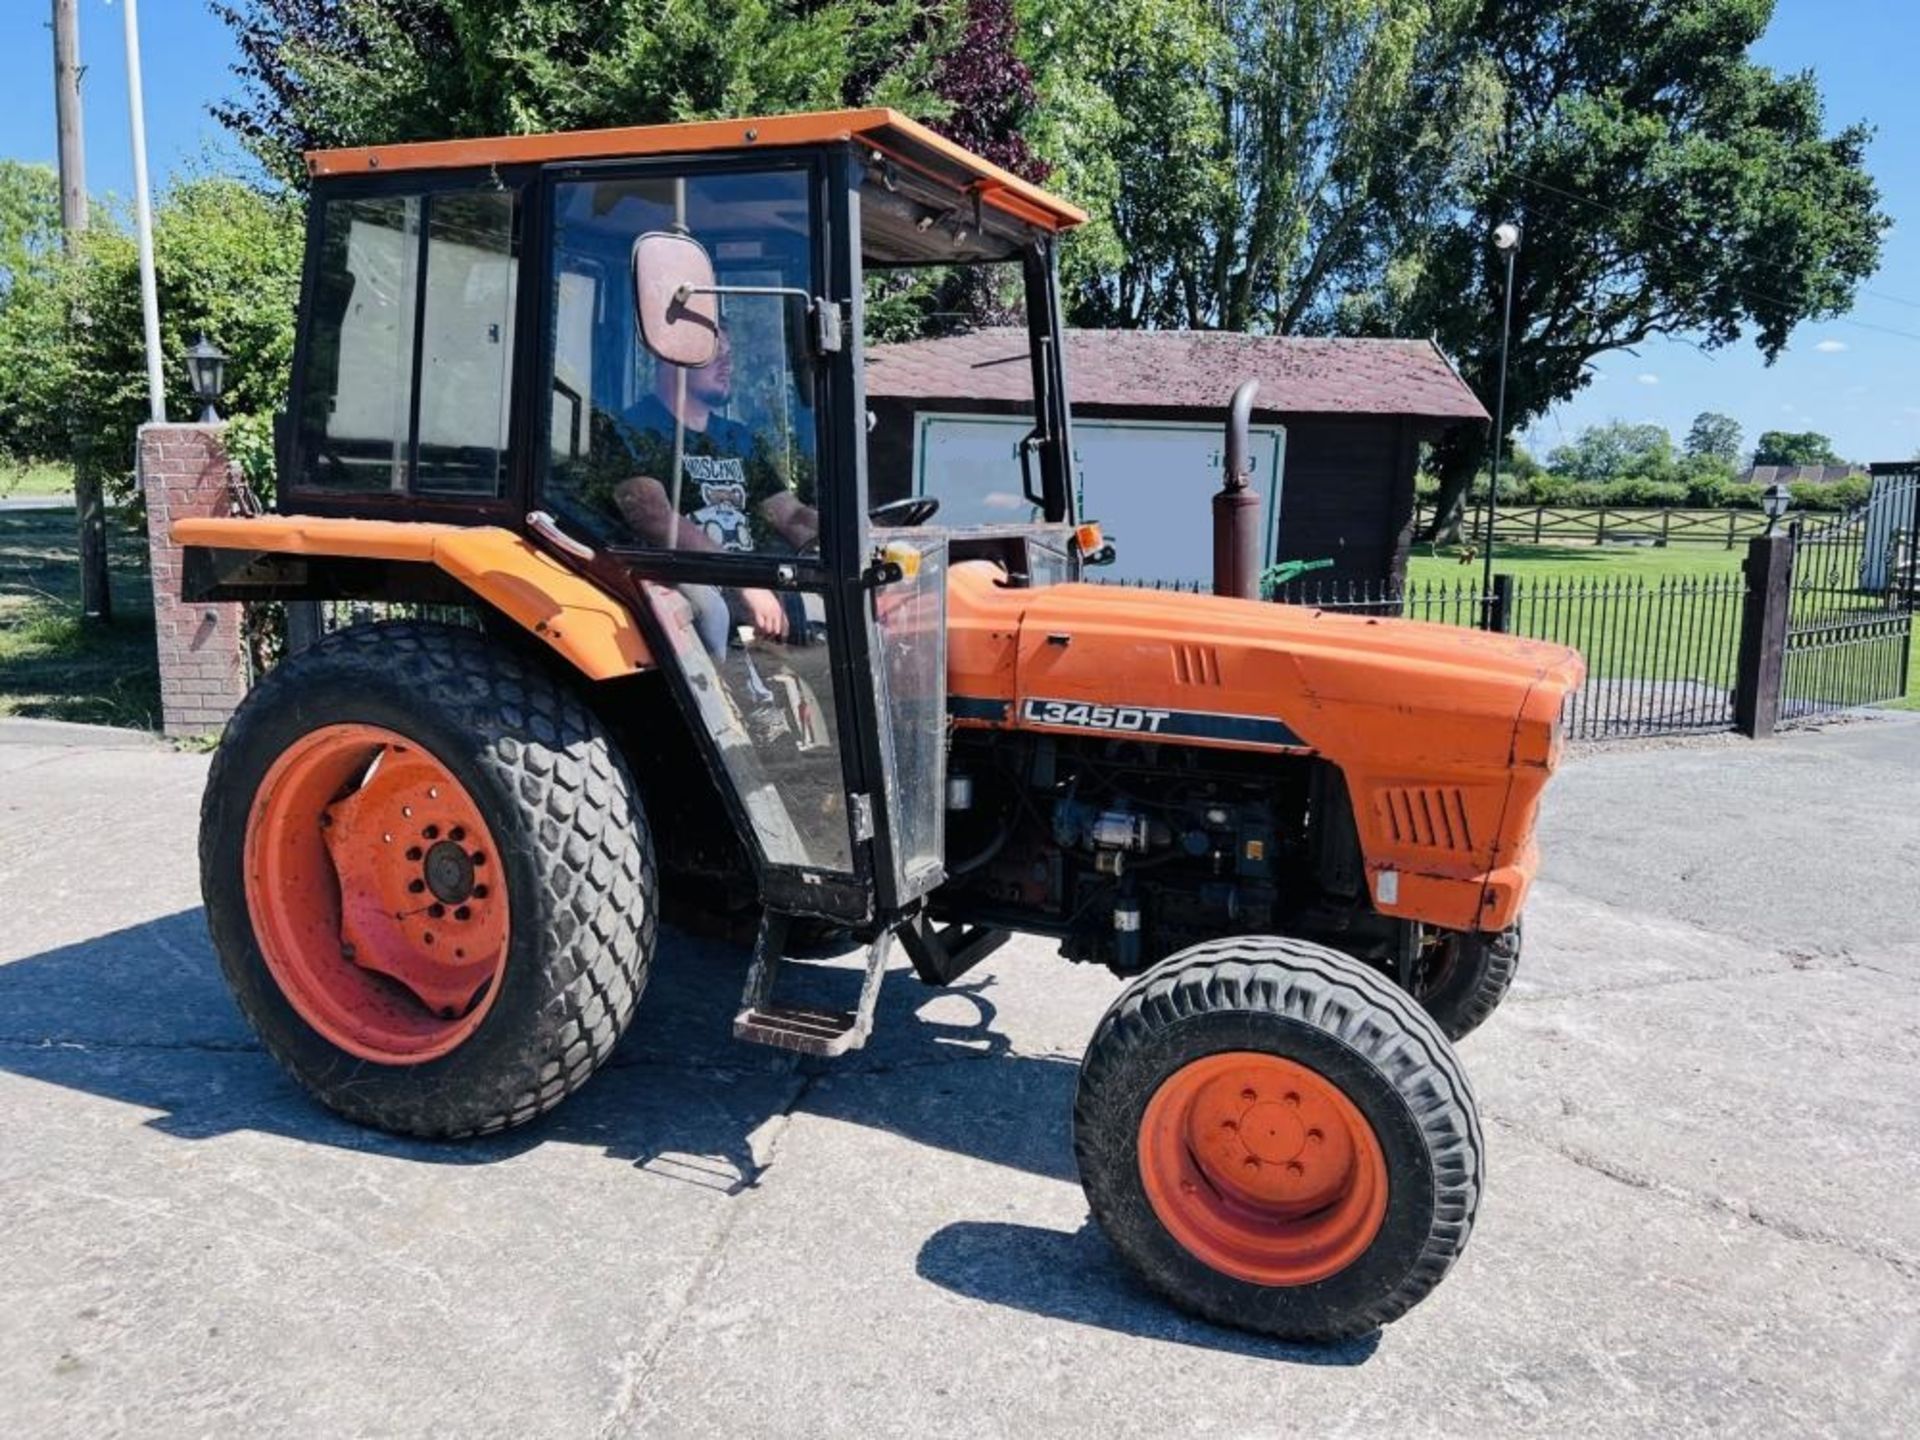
[1138,1052,1389,1286]
[243,723,509,1065]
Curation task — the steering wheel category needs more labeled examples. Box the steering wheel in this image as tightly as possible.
[868,496,941,528]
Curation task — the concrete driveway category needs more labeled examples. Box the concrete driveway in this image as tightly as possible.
[1,715,1915,1438]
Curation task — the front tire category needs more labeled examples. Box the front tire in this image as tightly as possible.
[1074,936,1481,1342]
[201,622,656,1137]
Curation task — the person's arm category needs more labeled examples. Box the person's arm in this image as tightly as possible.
[611,475,788,638]
[612,475,720,552]
[761,490,819,550]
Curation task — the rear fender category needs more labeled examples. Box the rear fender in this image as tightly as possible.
[173,516,651,680]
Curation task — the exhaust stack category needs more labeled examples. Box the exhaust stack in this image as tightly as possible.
[1212,379,1262,599]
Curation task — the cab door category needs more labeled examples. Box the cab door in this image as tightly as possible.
[531,154,943,923]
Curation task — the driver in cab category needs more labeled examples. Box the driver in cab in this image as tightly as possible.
[607,323,818,654]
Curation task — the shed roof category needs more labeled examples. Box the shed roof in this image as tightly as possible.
[866,328,1488,422]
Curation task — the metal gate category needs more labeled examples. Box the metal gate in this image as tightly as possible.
[1780,467,1920,724]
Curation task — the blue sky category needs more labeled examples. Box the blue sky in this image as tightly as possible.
[2,0,1915,465]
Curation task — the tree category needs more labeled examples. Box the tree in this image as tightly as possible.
[1025,0,1491,331]
[1387,1,1886,535]
[1684,411,1742,464]
[214,0,949,185]
[1753,429,1842,467]
[0,162,65,463]
[1546,420,1673,484]
[0,179,304,505]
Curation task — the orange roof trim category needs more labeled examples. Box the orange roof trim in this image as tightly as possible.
[304,107,1088,232]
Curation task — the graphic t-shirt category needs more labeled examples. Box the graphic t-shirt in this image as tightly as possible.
[611,394,790,553]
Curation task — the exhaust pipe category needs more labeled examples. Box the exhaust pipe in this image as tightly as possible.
[1212,379,1261,599]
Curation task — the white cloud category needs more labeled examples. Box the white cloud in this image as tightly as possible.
[1814,339,1849,354]
[1635,372,1660,385]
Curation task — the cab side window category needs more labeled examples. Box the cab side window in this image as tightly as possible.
[293,186,518,499]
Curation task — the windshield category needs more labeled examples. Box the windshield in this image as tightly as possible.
[542,169,821,558]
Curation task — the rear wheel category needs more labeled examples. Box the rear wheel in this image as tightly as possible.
[201,622,656,1137]
[1074,936,1481,1342]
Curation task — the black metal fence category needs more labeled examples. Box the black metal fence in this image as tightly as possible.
[1778,468,1919,725]
[1272,573,1750,740]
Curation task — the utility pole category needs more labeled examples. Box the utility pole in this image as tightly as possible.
[52,0,111,623]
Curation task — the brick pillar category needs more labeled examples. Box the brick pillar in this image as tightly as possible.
[141,423,248,738]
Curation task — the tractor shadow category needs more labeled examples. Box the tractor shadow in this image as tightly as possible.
[0,908,1380,1362]
[0,908,1071,1184]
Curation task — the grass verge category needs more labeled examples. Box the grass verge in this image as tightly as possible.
[0,505,160,729]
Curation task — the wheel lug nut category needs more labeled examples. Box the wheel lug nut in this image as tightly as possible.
[1286,1161,1305,1177]
[406,846,423,862]
[450,825,466,842]
[424,824,440,839]
[1284,1092,1301,1108]
[409,879,426,894]
[1240,1088,1257,1102]
[1242,1156,1260,1171]
[454,905,471,921]
[472,884,489,899]
[429,903,446,919]
[1220,1118,1237,1132]
[470,852,487,868]
[1307,1128,1324,1144]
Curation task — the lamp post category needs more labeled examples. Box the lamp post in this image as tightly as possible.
[185,334,228,423]
[1482,222,1521,625]
[1762,481,1792,536]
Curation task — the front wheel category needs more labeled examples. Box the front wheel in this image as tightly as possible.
[201,621,656,1138]
[1074,936,1481,1342]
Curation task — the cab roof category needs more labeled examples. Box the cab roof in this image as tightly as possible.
[305,107,1087,234]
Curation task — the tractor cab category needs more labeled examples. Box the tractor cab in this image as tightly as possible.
[229,110,1090,1039]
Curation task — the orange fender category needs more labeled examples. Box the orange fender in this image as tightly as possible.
[171,516,651,679]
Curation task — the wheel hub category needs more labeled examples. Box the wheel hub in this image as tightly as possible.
[423,839,476,905]
[243,723,510,1065]
[1137,1051,1389,1286]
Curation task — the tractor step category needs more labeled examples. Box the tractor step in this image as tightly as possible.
[732,912,893,1058]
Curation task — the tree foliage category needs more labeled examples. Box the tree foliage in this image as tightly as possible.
[1382,0,1886,532]
[0,180,303,498]
[213,0,952,184]
[1026,0,1491,330]
[1546,419,1673,484]
[1752,428,1843,467]
[1684,410,1743,464]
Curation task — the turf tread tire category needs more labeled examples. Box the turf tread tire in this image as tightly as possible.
[1073,935,1482,1341]
[201,621,656,1139]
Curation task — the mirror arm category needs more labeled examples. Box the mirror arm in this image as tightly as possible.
[672,284,843,354]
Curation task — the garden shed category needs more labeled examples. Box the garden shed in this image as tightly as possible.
[865,328,1488,586]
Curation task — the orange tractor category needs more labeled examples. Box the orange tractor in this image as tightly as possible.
[178,110,1582,1342]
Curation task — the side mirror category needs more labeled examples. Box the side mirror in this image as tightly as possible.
[632,231,719,368]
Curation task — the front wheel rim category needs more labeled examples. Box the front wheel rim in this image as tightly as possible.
[243,723,510,1064]
[1137,1051,1389,1286]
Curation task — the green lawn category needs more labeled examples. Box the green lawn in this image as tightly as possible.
[1406,540,1744,586]
[0,462,77,499]
[1405,540,1916,706]
[0,505,160,729]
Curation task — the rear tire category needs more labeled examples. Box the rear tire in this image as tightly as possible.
[201,621,656,1137]
[1074,936,1481,1342]
[1415,923,1521,1041]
